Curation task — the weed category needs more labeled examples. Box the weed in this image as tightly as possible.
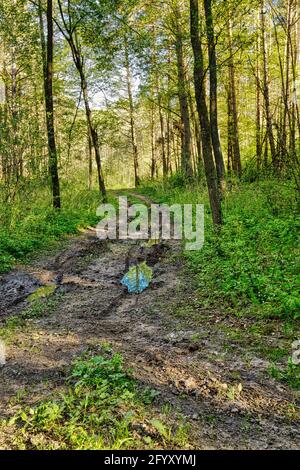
[0,181,117,273]
[3,350,189,450]
[269,359,300,390]
[226,383,243,401]
[140,180,300,320]
[0,291,64,341]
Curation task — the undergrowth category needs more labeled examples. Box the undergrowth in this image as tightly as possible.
[139,177,300,390]
[0,179,114,273]
[269,359,300,390]
[2,348,189,450]
[0,290,64,341]
[140,178,300,320]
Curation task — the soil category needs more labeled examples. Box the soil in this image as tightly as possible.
[0,194,299,450]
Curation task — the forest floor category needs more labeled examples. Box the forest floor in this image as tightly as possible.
[0,193,299,450]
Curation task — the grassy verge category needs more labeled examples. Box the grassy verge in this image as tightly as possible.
[0,180,115,273]
[1,347,190,450]
[0,289,64,343]
[139,177,300,388]
[140,178,300,319]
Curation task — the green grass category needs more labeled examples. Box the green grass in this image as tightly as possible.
[2,348,190,450]
[140,178,300,320]
[0,290,64,341]
[0,179,115,273]
[139,177,300,390]
[269,359,300,390]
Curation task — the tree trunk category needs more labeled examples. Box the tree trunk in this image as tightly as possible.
[204,0,225,186]
[227,18,242,178]
[285,0,293,157]
[227,86,233,174]
[173,8,193,179]
[188,86,202,177]
[87,129,93,190]
[190,0,222,226]
[256,10,262,170]
[124,35,140,187]
[152,26,167,178]
[80,72,107,201]
[57,0,106,201]
[45,0,60,208]
[260,0,277,170]
[150,96,156,179]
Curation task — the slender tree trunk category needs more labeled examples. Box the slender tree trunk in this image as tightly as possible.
[264,138,269,168]
[10,54,18,181]
[150,97,156,179]
[294,0,300,148]
[286,0,297,155]
[4,70,11,183]
[285,0,293,157]
[38,0,47,78]
[158,105,167,178]
[274,19,288,162]
[152,26,167,178]
[190,0,222,226]
[227,86,233,174]
[173,8,193,179]
[227,18,242,178]
[57,0,106,201]
[166,45,172,175]
[188,86,202,176]
[260,0,277,170]
[0,61,9,184]
[124,35,140,187]
[256,11,262,170]
[80,72,106,200]
[172,127,178,173]
[166,109,171,174]
[204,0,225,186]
[88,129,93,190]
[45,0,60,208]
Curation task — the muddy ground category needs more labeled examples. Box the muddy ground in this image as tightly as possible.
[0,195,299,450]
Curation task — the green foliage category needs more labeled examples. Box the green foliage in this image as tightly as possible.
[0,291,64,341]
[21,291,64,321]
[140,179,300,319]
[0,181,115,273]
[269,359,300,390]
[70,353,134,391]
[28,285,57,302]
[5,350,186,450]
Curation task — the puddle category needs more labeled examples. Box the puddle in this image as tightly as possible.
[121,262,153,293]
[28,285,56,302]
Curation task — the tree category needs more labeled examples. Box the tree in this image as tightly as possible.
[124,33,140,187]
[190,0,222,225]
[227,16,242,178]
[260,0,277,171]
[203,0,225,187]
[57,0,107,202]
[171,2,193,179]
[44,0,61,208]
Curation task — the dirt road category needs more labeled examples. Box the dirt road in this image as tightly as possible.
[0,194,299,449]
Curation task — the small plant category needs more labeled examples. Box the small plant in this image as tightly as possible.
[269,358,300,390]
[0,291,63,343]
[226,383,243,401]
[141,180,300,320]
[4,350,184,450]
[70,352,134,391]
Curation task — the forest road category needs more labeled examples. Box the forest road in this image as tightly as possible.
[0,193,299,449]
